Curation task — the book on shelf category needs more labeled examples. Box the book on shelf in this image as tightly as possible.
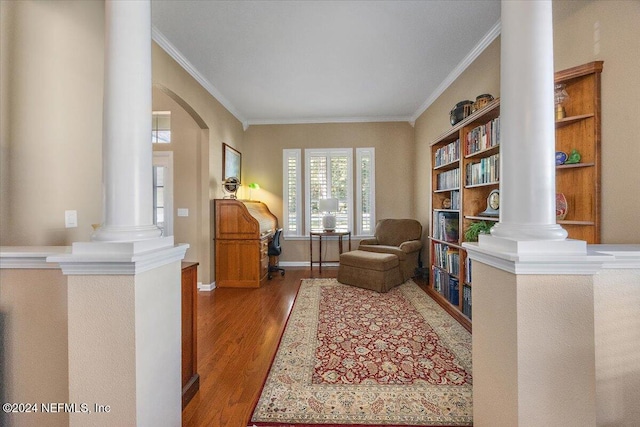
[432,267,459,306]
[448,276,459,306]
[466,117,500,155]
[451,190,460,210]
[433,211,459,243]
[462,284,472,319]
[465,153,500,186]
[433,243,460,275]
[432,266,448,294]
[436,168,460,191]
[465,257,472,284]
[435,139,460,167]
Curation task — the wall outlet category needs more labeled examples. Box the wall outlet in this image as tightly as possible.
[65,210,78,228]
[177,208,189,217]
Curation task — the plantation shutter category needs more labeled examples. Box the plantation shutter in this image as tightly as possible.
[356,148,375,236]
[282,149,301,236]
[305,149,352,233]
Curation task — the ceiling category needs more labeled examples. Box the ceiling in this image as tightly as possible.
[151,0,501,127]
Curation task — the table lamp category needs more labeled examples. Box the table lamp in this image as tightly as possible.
[248,182,260,200]
[319,198,338,232]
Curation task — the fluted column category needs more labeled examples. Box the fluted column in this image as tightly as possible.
[92,0,161,242]
[488,0,568,243]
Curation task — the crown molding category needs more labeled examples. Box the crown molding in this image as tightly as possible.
[246,115,413,128]
[151,26,247,128]
[411,19,502,123]
[153,19,501,130]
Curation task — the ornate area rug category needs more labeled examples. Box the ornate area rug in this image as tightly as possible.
[250,279,473,426]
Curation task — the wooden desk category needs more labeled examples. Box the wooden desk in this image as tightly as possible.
[310,231,351,273]
[214,199,277,288]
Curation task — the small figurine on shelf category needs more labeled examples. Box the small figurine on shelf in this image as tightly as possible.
[565,149,581,164]
[442,198,452,209]
[554,83,569,120]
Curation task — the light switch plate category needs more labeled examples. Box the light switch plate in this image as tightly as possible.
[177,208,189,217]
[65,210,78,228]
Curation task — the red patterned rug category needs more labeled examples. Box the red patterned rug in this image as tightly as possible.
[250,279,472,426]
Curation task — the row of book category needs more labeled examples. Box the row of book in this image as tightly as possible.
[466,117,501,156]
[434,138,460,168]
[436,167,460,191]
[433,211,459,243]
[462,284,472,319]
[433,243,460,276]
[432,266,460,306]
[465,153,500,186]
[450,190,460,210]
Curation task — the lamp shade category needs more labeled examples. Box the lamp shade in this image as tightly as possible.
[318,198,338,213]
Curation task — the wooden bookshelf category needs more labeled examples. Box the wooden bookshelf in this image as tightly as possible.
[428,99,501,332]
[426,61,603,331]
[554,61,603,243]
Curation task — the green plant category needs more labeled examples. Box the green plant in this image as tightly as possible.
[464,221,494,242]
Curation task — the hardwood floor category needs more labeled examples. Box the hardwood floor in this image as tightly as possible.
[182,267,430,427]
[182,267,337,427]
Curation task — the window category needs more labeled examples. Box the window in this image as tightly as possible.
[152,111,171,143]
[283,147,375,238]
[356,147,375,236]
[153,151,173,236]
[283,149,302,236]
[305,149,353,233]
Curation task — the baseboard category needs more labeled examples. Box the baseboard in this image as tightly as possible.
[197,281,216,292]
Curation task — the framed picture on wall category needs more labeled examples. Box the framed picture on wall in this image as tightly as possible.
[222,143,241,183]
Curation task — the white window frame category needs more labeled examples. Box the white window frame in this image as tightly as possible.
[153,151,174,237]
[304,148,353,234]
[356,147,376,236]
[282,147,375,239]
[282,149,302,237]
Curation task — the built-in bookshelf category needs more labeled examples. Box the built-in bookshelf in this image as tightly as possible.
[554,61,603,243]
[427,61,602,332]
[428,98,500,332]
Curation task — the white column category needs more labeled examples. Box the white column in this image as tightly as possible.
[488,0,568,243]
[92,0,161,242]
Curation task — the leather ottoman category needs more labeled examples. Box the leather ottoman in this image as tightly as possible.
[337,250,404,293]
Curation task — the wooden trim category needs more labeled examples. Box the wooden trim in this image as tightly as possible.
[555,61,603,82]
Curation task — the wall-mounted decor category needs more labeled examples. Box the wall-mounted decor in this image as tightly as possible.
[223,143,241,183]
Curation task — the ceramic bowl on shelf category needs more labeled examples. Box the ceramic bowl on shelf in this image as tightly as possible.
[449,100,474,125]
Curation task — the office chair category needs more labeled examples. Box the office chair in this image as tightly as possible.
[268,228,285,279]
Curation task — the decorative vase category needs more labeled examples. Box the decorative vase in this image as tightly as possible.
[556,193,568,220]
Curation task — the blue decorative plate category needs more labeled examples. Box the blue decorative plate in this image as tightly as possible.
[555,151,567,165]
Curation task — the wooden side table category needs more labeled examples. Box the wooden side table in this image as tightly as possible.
[309,231,351,273]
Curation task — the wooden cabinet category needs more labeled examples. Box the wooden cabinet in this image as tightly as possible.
[554,61,603,243]
[214,199,277,288]
[181,261,199,409]
[427,61,602,331]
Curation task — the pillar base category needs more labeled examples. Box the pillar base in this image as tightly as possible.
[91,224,163,242]
[478,233,585,255]
[490,222,568,242]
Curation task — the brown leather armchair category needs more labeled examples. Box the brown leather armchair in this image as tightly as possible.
[358,219,423,281]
